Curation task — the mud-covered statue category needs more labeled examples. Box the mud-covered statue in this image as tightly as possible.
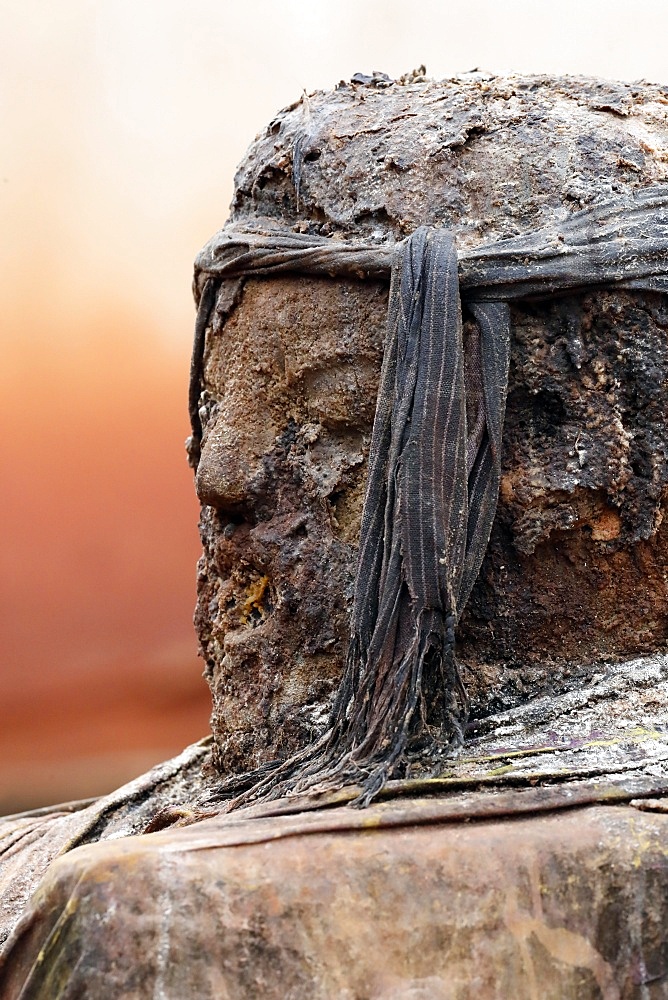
[1,73,668,998]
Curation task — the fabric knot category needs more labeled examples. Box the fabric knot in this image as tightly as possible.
[191,185,668,807]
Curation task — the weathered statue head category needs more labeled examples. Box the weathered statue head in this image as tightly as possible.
[2,76,668,994]
[192,73,668,777]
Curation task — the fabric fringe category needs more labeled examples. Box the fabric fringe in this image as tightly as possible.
[188,191,668,811]
[200,228,510,811]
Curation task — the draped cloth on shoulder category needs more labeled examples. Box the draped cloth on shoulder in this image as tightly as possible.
[189,185,668,808]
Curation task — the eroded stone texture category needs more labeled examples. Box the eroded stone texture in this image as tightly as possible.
[0,740,211,951]
[195,278,386,773]
[195,72,668,772]
[459,289,668,711]
[1,649,667,956]
[2,72,668,991]
[2,796,667,999]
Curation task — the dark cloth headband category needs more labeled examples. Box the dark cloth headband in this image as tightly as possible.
[191,185,668,808]
[194,184,668,295]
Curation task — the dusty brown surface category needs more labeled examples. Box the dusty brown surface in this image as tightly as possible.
[459,287,668,712]
[195,72,668,771]
[195,276,387,772]
[3,794,668,999]
[232,73,668,242]
[2,647,666,955]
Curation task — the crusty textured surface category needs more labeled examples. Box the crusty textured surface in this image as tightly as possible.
[231,72,668,243]
[2,73,668,988]
[195,276,386,773]
[196,72,668,771]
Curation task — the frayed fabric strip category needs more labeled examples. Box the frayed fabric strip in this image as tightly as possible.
[191,185,668,808]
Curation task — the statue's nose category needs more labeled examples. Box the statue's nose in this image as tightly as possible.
[195,410,271,513]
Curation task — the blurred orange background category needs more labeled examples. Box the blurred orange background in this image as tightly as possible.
[2,0,665,812]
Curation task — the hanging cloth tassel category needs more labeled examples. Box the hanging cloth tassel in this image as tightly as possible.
[204,226,510,809]
[326,228,511,802]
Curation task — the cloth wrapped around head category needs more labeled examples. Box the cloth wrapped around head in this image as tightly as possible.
[191,187,668,806]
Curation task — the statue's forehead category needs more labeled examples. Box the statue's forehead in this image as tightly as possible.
[208,274,388,357]
[202,277,388,431]
[203,274,633,392]
[204,276,387,371]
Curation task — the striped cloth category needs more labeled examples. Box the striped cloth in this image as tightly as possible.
[191,185,668,807]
